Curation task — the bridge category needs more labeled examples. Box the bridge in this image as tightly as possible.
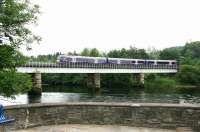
[17,62,178,94]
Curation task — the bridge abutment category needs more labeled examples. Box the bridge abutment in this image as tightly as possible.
[87,73,101,91]
[29,73,42,95]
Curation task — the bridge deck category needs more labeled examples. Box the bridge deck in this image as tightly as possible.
[17,62,177,73]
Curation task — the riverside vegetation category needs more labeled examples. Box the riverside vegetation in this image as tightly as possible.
[0,0,40,96]
[28,41,200,94]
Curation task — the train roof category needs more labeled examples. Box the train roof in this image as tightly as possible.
[105,57,176,62]
[59,55,106,59]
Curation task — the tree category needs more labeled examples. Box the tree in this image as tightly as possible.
[0,0,40,96]
[147,47,160,59]
[177,65,200,85]
[182,41,200,58]
[0,45,32,97]
[0,70,32,97]
[159,47,182,60]
[81,48,90,56]
[0,45,16,69]
[90,48,100,57]
[107,47,149,59]
[80,48,101,57]
[107,50,120,58]
[0,0,41,48]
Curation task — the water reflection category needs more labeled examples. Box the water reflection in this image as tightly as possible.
[41,93,81,103]
[0,94,28,106]
[0,86,200,106]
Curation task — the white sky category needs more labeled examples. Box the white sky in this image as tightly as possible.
[22,0,200,56]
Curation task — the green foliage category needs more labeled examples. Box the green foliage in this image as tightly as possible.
[90,48,101,57]
[159,47,182,60]
[0,45,32,96]
[29,52,61,62]
[177,65,200,85]
[108,47,149,59]
[0,0,40,96]
[144,77,177,93]
[42,73,87,86]
[182,41,200,59]
[81,48,90,56]
[157,42,200,86]
[147,47,160,59]
[0,0,41,48]
[101,74,135,88]
[0,45,15,69]
[0,70,32,97]
[80,48,101,57]
[0,45,27,69]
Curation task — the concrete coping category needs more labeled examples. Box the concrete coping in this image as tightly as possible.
[4,102,200,110]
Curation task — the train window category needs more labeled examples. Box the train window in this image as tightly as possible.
[76,58,95,63]
[108,59,118,64]
[64,57,72,62]
[120,60,132,64]
[157,62,169,65]
[98,59,106,63]
[87,59,95,63]
[172,62,177,65]
[59,57,65,62]
[132,61,136,63]
[76,58,83,62]
[147,61,154,64]
[138,61,144,64]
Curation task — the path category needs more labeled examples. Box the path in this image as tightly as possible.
[13,124,179,132]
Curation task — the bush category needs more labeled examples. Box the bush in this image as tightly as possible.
[145,77,177,93]
[177,65,200,85]
[0,70,32,97]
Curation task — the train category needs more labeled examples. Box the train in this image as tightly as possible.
[57,55,177,65]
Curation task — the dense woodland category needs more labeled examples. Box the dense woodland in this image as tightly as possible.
[28,41,200,92]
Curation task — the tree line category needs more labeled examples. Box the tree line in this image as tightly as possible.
[28,42,200,92]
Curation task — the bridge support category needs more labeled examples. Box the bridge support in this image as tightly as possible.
[87,73,101,91]
[135,73,145,88]
[29,73,42,95]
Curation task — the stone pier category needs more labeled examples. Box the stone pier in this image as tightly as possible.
[29,73,42,95]
[135,73,145,88]
[87,73,101,90]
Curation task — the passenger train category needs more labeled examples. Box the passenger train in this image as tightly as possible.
[57,55,177,65]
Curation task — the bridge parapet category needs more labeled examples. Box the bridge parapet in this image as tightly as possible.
[20,62,177,70]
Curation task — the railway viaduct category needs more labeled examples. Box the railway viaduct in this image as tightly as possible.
[17,62,177,95]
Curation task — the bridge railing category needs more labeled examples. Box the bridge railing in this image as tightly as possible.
[20,62,177,70]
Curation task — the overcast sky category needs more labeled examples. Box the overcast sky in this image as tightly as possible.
[22,0,200,56]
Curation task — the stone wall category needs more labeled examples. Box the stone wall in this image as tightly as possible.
[1,103,200,131]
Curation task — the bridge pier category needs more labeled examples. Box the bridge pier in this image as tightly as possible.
[135,73,145,88]
[87,73,101,91]
[29,73,42,95]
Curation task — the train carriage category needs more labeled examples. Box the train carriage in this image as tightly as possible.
[57,55,177,66]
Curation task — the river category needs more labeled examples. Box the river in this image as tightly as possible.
[1,86,200,106]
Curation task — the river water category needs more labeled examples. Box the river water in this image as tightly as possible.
[1,86,200,106]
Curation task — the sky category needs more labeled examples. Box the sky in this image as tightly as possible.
[22,0,200,56]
